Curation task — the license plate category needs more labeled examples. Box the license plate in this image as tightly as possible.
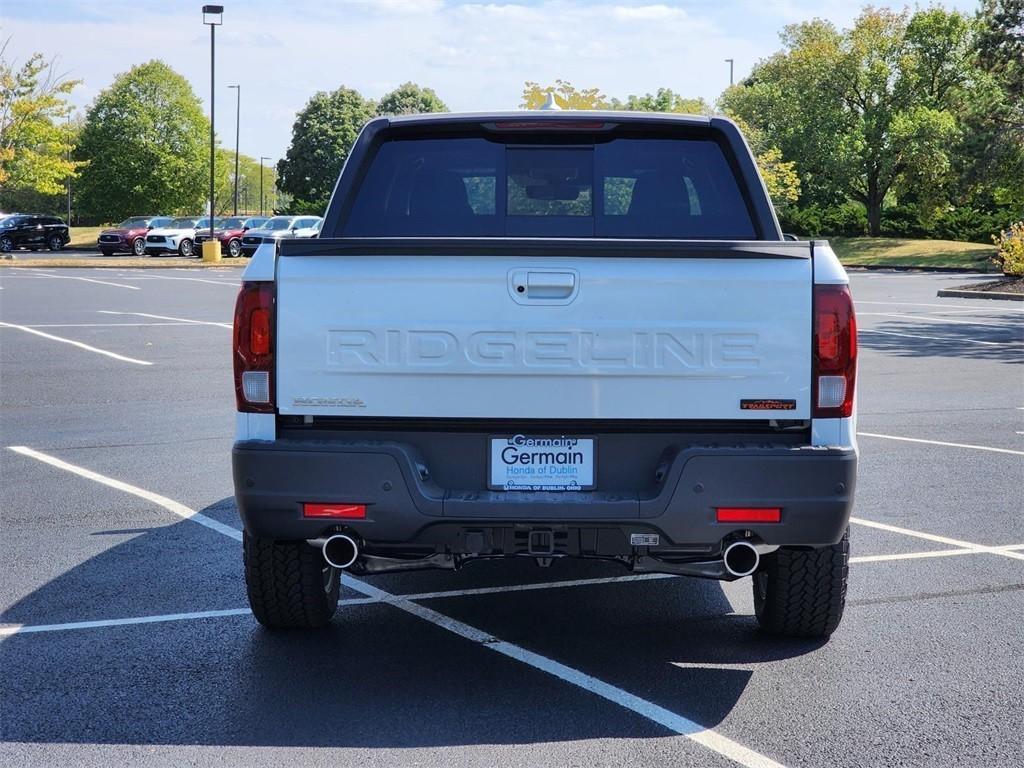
[489,435,595,491]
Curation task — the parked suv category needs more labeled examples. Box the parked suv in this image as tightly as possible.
[97,216,171,256]
[195,216,268,257]
[239,215,321,257]
[232,112,858,640]
[145,217,219,257]
[0,215,70,252]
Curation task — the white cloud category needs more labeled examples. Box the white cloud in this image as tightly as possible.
[1,0,982,161]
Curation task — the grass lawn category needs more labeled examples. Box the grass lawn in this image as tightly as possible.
[68,226,106,248]
[830,237,998,271]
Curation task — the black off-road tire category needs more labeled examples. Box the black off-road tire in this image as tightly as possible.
[753,528,849,638]
[243,532,340,629]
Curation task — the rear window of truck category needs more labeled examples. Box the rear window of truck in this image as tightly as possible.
[342,136,756,239]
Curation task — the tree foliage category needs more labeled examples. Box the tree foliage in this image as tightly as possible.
[278,83,447,213]
[276,86,376,214]
[75,61,215,220]
[719,8,989,235]
[376,82,448,117]
[521,80,611,109]
[614,88,710,115]
[0,41,82,199]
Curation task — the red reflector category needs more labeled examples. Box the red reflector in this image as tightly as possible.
[303,503,366,519]
[250,307,271,355]
[716,507,781,523]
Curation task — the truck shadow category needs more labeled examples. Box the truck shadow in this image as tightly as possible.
[1,500,825,749]
[859,316,1023,364]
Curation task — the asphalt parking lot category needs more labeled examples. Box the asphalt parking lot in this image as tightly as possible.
[1,266,1022,767]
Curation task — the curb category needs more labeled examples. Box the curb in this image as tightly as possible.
[936,288,1023,302]
[844,264,998,274]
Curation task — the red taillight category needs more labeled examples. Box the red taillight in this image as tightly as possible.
[813,284,857,418]
[233,281,275,413]
[716,507,782,523]
[250,307,271,355]
[303,503,366,519]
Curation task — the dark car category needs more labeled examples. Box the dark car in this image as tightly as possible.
[239,215,321,257]
[0,215,70,252]
[194,216,269,257]
[97,216,172,256]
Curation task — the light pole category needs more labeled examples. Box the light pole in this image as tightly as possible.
[66,115,72,225]
[260,156,271,216]
[228,84,240,215]
[725,58,734,87]
[202,5,223,259]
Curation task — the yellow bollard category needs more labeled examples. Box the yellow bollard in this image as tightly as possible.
[201,239,221,263]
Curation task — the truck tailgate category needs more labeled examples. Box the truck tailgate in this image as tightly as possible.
[275,242,812,421]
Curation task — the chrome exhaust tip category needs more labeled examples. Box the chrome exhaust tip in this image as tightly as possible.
[322,534,359,570]
[723,541,760,578]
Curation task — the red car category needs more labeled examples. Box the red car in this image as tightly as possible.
[194,216,269,258]
[97,216,172,256]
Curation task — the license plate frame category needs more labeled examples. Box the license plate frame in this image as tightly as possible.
[488,435,596,491]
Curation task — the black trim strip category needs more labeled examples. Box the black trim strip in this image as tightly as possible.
[279,237,812,259]
[277,415,810,435]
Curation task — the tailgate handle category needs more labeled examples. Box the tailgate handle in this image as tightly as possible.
[527,271,575,299]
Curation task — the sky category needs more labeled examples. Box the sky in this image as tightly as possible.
[2,0,981,164]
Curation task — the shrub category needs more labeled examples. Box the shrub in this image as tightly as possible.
[993,222,1024,276]
[880,205,931,238]
[778,202,866,237]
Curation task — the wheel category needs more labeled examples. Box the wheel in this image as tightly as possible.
[178,238,193,258]
[48,234,64,251]
[227,238,242,258]
[132,237,146,256]
[99,248,115,257]
[753,528,849,638]
[0,236,12,252]
[243,532,340,629]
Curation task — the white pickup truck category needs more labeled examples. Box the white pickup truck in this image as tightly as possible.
[232,112,858,639]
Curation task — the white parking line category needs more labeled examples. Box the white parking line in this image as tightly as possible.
[98,310,232,328]
[30,273,139,290]
[7,447,786,768]
[7,446,239,539]
[858,328,1005,346]
[403,573,676,601]
[26,323,205,328]
[124,275,238,286]
[857,432,1024,456]
[0,598,382,637]
[858,312,1020,329]
[850,517,1024,561]
[354,578,785,768]
[855,300,1024,313]
[0,322,153,366]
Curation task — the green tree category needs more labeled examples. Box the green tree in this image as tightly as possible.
[721,8,973,234]
[520,80,611,110]
[0,42,82,201]
[75,61,215,221]
[376,82,448,116]
[965,0,1024,212]
[615,88,710,115]
[277,86,375,214]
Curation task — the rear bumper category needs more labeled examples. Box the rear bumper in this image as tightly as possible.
[233,438,856,552]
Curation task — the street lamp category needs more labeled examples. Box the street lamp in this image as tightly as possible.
[228,84,240,215]
[260,156,271,216]
[725,58,734,87]
[202,5,223,259]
